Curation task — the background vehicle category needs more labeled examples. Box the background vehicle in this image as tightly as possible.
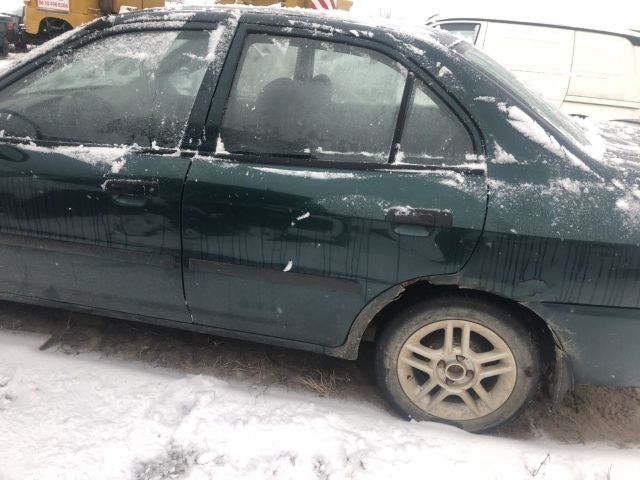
[429,16,640,121]
[22,0,165,43]
[0,14,11,57]
[1,7,27,53]
[0,7,639,433]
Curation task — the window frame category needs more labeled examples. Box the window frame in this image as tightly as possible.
[0,21,226,154]
[201,23,483,174]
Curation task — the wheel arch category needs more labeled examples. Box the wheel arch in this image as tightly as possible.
[38,17,73,34]
[326,278,574,404]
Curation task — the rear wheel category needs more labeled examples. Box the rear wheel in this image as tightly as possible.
[375,296,541,432]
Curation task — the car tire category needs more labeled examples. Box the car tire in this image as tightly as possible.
[375,296,541,433]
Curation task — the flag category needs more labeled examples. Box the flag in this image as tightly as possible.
[309,0,338,9]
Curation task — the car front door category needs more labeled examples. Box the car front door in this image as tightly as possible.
[0,24,229,321]
[182,26,487,346]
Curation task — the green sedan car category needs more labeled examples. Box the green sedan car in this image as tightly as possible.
[0,7,639,432]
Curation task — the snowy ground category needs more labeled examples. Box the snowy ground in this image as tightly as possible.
[0,54,20,73]
[1,302,640,480]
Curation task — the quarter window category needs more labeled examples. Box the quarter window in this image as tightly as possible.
[220,34,407,163]
[398,79,473,166]
[0,30,213,147]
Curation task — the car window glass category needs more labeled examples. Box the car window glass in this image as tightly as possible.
[438,23,480,44]
[313,45,406,105]
[398,79,473,166]
[234,39,300,99]
[220,34,407,163]
[0,30,212,148]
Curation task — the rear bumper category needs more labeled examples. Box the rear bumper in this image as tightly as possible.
[528,302,640,387]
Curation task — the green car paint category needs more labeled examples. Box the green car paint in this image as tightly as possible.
[0,145,191,322]
[0,7,638,392]
[182,159,486,346]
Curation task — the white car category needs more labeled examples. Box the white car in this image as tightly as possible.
[429,16,640,121]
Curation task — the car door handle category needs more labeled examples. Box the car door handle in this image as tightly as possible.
[385,207,453,228]
[103,179,159,206]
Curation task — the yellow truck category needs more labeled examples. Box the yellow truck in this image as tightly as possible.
[22,0,351,44]
[22,0,164,43]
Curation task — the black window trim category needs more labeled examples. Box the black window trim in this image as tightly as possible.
[389,73,415,164]
[199,151,483,175]
[200,22,485,175]
[0,136,192,158]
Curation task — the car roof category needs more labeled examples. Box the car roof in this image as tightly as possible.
[119,5,384,29]
[115,5,451,46]
[428,15,640,44]
[2,5,470,84]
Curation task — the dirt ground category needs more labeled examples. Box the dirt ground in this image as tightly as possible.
[1,299,639,446]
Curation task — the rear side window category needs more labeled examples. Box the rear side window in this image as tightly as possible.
[438,23,480,45]
[399,79,473,166]
[0,30,213,147]
[220,34,407,163]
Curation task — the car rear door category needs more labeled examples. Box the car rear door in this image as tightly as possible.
[182,25,487,346]
[0,21,233,321]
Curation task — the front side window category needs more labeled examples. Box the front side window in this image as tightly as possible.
[220,34,407,163]
[0,30,213,147]
[399,79,474,165]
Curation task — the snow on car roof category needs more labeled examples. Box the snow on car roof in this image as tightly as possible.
[127,4,446,42]
[112,5,461,57]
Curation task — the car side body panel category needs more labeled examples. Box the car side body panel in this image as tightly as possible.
[0,144,191,321]
[0,8,638,392]
[526,302,640,386]
[183,158,486,346]
[406,41,640,387]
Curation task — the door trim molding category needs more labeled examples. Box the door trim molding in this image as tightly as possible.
[188,258,361,295]
[0,233,177,268]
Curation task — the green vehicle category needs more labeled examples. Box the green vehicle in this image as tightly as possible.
[0,7,639,433]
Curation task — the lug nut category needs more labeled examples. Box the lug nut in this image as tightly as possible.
[456,355,465,362]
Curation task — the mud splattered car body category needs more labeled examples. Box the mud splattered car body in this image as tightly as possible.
[0,7,639,430]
